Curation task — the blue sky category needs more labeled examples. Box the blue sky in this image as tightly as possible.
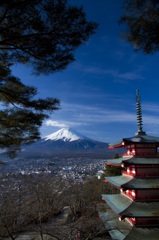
[12,0,159,143]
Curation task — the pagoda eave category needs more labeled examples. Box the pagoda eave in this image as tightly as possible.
[102,194,132,214]
[99,212,131,240]
[109,134,159,149]
[99,212,159,240]
[109,144,123,149]
[106,156,133,166]
[102,194,159,217]
[123,157,159,165]
[105,175,159,189]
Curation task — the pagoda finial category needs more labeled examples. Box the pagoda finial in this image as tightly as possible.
[135,89,146,135]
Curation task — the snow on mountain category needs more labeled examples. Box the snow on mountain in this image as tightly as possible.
[11,127,121,158]
[44,128,87,142]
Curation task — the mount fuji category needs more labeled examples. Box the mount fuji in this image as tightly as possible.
[17,128,117,158]
[44,128,87,142]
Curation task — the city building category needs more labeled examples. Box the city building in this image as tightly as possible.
[99,90,159,240]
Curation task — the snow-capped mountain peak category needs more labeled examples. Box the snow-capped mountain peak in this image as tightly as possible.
[44,128,86,142]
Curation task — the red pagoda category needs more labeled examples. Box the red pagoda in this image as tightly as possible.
[99,90,159,240]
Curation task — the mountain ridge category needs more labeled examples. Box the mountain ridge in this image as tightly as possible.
[43,127,89,142]
[16,128,120,158]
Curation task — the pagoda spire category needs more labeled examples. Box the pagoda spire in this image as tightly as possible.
[136,89,146,135]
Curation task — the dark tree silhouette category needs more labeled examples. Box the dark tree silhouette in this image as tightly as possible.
[0,0,97,74]
[120,0,159,53]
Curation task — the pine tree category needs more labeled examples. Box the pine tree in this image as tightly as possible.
[0,64,60,155]
[120,0,159,53]
[0,0,97,73]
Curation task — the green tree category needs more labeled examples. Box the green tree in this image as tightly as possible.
[120,0,159,53]
[114,153,120,159]
[0,64,60,154]
[0,0,97,152]
[104,165,122,176]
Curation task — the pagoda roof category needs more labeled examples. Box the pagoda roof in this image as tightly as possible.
[99,212,159,240]
[123,157,159,165]
[99,212,131,240]
[109,134,159,148]
[106,156,133,165]
[124,228,159,240]
[106,175,159,189]
[102,194,159,217]
[107,157,159,166]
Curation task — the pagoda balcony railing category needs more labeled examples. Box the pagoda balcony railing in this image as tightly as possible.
[122,170,159,178]
[123,153,133,157]
[137,196,159,201]
[123,153,159,157]
[135,172,159,178]
[122,170,135,177]
[122,192,159,201]
[122,192,134,201]
[136,173,159,178]
[126,217,159,227]
[122,170,129,175]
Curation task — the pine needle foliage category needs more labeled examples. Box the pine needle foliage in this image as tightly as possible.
[120,0,159,53]
[0,0,98,74]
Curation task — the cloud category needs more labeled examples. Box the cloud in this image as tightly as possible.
[143,115,159,126]
[43,101,159,141]
[116,72,142,80]
[47,102,136,126]
[45,119,87,128]
[143,103,159,113]
[76,110,136,124]
[73,63,142,80]
[46,101,159,131]
[45,120,68,128]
